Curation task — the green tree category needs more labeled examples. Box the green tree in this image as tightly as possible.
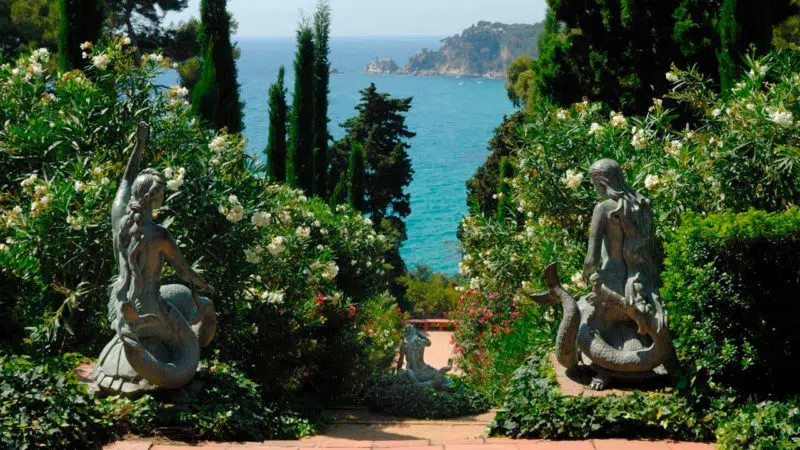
[329,172,347,209]
[505,55,534,107]
[348,142,366,211]
[495,156,514,221]
[58,0,105,71]
[266,66,288,182]
[287,23,315,195]
[313,0,331,197]
[3,0,59,55]
[192,0,243,133]
[330,83,415,233]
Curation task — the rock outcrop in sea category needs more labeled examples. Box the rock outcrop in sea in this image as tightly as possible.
[365,57,400,74]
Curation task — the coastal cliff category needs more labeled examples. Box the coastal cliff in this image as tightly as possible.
[365,21,544,79]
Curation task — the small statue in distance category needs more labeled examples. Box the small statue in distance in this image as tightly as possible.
[530,158,675,390]
[92,122,216,397]
[396,324,453,391]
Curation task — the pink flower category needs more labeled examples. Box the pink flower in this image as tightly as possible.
[347,305,357,318]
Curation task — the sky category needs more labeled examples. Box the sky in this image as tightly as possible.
[164,0,548,37]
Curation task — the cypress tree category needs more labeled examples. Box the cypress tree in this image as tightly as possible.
[287,24,315,196]
[58,0,105,72]
[495,156,514,221]
[312,0,332,197]
[347,142,366,212]
[265,66,288,182]
[329,172,347,210]
[193,0,243,133]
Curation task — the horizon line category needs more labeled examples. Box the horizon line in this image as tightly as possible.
[234,34,447,39]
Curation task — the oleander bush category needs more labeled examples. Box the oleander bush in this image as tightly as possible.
[662,208,800,396]
[454,50,800,401]
[0,35,401,409]
[363,375,489,419]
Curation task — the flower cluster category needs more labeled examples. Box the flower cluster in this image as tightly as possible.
[219,195,245,223]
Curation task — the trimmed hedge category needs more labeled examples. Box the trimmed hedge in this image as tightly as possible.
[662,208,800,395]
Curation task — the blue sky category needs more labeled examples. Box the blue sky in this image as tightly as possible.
[165,0,548,37]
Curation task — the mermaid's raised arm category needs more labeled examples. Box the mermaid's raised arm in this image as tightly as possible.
[112,123,149,251]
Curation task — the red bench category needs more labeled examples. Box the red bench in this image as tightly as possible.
[407,318,455,331]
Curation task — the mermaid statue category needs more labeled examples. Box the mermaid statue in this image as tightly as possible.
[530,158,675,390]
[396,324,453,391]
[92,122,216,397]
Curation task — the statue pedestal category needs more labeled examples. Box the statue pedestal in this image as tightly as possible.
[550,353,666,397]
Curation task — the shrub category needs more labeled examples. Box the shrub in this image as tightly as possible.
[715,399,800,449]
[397,265,463,318]
[363,375,489,419]
[491,351,715,441]
[106,358,315,441]
[662,208,800,395]
[0,37,400,404]
[0,354,110,450]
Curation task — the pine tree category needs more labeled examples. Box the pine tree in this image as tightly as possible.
[347,142,366,212]
[287,24,315,196]
[266,66,288,182]
[329,83,415,232]
[495,156,514,221]
[313,0,331,197]
[58,0,105,71]
[192,0,243,132]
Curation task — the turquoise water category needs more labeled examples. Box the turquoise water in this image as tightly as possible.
[165,37,515,274]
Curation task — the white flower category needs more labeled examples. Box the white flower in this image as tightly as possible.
[80,41,92,50]
[74,180,86,193]
[28,62,43,77]
[39,195,51,206]
[665,139,683,157]
[92,54,109,70]
[666,71,679,82]
[556,109,567,120]
[459,261,470,276]
[244,246,264,264]
[101,177,110,185]
[631,126,648,149]
[322,261,339,279]
[32,48,49,63]
[571,272,587,289]
[610,111,626,128]
[267,236,285,256]
[469,277,481,290]
[20,174,37,189]
[261,290,285,305]
[711,108,722,117]
[363,217,373,226]
[168,85,189,98]
[561,169,584,190]
[251,211,272,227]
[67,215,84,231]
[166,176,184,190]
[278,210,292,224]
[81,52,88,60]
[644,174,661,190]
[312,220,321,228]
[120,33,132,45]
[296,226,311,239]
[164,168,174,179]
[768,109,793,128]
[210,158,221,166]
[250,324,259,335]
[209,136,228,153]
[588,122,604,136]
[220,195,244,223]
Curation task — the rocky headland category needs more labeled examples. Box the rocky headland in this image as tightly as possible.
[365,21,544,79]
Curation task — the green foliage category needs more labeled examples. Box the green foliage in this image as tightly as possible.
[505,55,534,108]
[661,208,800,395]
[491,351,715,440]
[57,0,105,71]
[531,0,794,113]
[266,66,288,182]
[715,399,800,449]
[347,142,366,212]
[494,156,514,222]
[0,41,401,405]
[465,112,526,216]
[193,0,243,133]
[0,354,111,450]
[106,0,188,49]
[288,24,315,196]
[106,359,315,441]
[397,265,462,318]
[2,0,59,56]
[313,0,331,197]
[363,375,489,419]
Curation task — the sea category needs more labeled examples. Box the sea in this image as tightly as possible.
[160,36,515,274]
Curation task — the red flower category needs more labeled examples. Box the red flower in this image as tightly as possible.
[316,292,325,306]
[347,305,357,318]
